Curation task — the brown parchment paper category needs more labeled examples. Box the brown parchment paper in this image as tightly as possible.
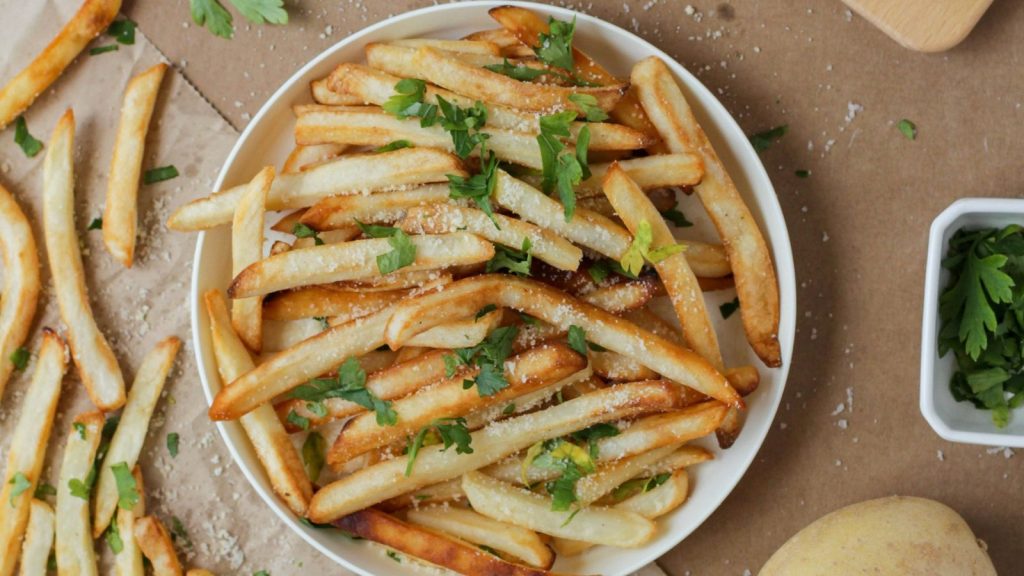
[122,1,1024,575]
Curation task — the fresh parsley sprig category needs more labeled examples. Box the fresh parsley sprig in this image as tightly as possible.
[382,79,438,125]
[292,222,324,246]
[537,111,590,221]
[405,417,473,476]
[619,220,687,276]
[286,357,397,426]
[536,17,576,73]
[190,0,288,39]
[445,326,518,397]
[355,221,417,275]
[486,238,532,276]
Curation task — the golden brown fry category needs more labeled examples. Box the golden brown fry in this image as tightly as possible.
[300,184,451,231]
[603,163,724,370]
[0,0,121,128]
[0,331,65,576]
[632,56,781,366]
[206,291,313,514]
[327,270,452,293]
[590,350,658,381]
[185,571,216,576]
[44,110,125,411]
[581,277,660,313]
[231,166,273,352]
[0,183,39,400]
[307,381,679,522]
[398,204,583,272]
[55,411,103,576]
[406,506,554,568]
[133,516,182,576]
[579,154,704,198]
[389,38,502,55]
[102,63,167,268]
[167,148,464,231]
[334,508,555,576]
[263,286,408,322]
[228,233,494,298]
[93,336,180,538]
[402,308,503,349]
[310,78,363,106]
[18,499,55,576]
[327,343,586,467]
[384,275,741,407]
[281,143,348,174]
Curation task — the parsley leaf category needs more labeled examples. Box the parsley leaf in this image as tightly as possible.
[375,140,413,153]
[568,94,608,122]
[526,439,596,514]
[484,59,550,81]
[898,119,917,140]
[447,150,500,227]
[166,433,180,458]
[105,521,124,554]
[292,222,324,246]
[14,117,43,158]
[453,326,518,397]
[475,304,498,320]
[720,297,740,319]
[170,516,193,550]
[620,220,686,275]
[68,467,96,500]
[287,357,397,426]
[74,422,87,440]
[749,125,788,152]
[387,550,402,562]
[537,111,589,221]
[535,17,576,72]
[107,19,136,45]
[382,79,438,125]
[34,483,56,498]
[795,169,810,178]
[143,165,179,185]
[111,462,139,511]
[436,96,489,159]
[567,325,588,356]
[88,217,103,230]
[10,347,29,371]
[190,0,287,39]
[302,431,327,483]
[89,45,118,56]
[287,410,310,430]
[571,423,619,460]
[587,260,610,284]
[8,472,30,506]
[660,198,693,228]
[229,0,288,25]
[486,237,532,276]
[405,417,473,476]
[611,472,671,501]
[355,221,417,274]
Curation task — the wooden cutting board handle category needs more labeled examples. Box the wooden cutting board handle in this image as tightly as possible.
[842,0,994,52]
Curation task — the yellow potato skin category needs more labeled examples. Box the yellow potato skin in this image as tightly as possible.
[760,496,996,576]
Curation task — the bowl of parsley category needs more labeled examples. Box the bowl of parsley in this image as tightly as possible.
[922,197,1024,447]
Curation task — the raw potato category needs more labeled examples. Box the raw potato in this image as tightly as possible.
[759,496,996,576]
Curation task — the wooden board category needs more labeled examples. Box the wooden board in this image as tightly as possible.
[843,0,993,52]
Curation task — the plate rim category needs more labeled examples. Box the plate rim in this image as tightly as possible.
[189,1,797,574]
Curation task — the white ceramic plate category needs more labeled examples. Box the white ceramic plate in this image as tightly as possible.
[190,2,797,574]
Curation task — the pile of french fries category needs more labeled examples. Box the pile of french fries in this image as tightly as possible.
[0,1,221,572]
[163,5,783,574]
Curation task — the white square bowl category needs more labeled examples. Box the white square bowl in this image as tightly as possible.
[921,197,1024,447]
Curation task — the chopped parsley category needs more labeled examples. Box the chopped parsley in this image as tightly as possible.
[898,119,917,140]
[375,140,413,153]
[405,417,473,476]
[143,165,179,185]
[567,325,589,356]
[166,433,180,458]
[524,438,595,515]
[620,220,686,275]
[189,0,288,39]
[171,516,193,550]
[451,326,517,397]
[502,403,516,415]
[436,96,489,159]
[447,150,501,227]
[34,483,56,498]
[106,19,136,45]
[10,347,29,371]
[749,125,788,152]
[302,431,327,483]
[286,410,310,430]
[474,304,498,320]
[287,357,397,426]
[535,17,576,72]
[382,79,438,125]
[88,217,103,230]
[313,316,330,330]
[484,59,550,81]
[68,468,96,500]
[8,472,30,506]
[105,521,124,554]
[387,550,402,563]
[354,221,417,275]
[537,110,590,221]
[611,472,671,501]
[486,237,532,276]
[795,169,810,178]
[570,423,619,460]
[89,45,119,56]
[111,462,139,510]
[13,117,43,158]
[73,422,87,440]
[720,297,740,319]
[292,222,324,246]
[660,198,693,228]
[568,93,608,122]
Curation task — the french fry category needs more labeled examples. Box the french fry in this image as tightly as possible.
[93,336,180,538]
[462,368,594,430]
[683,241,732,279]
[398,204,583,271]
[578,154,704,198]
[462,471,655,547]
[0,0,121,128]
[384,275,741,407]
[231,166,274,352]
[307,381,679,522]
[102,63,168,268]
[462,28,524,53]
[389,38,502,55]
[0,183,40,400]
[276,348,460,431]
[209,306,393,421]
[55,411,103,576]
[333,508,553,576]
[113,467,146,576]
[281,143,348,174]
[18,500,54,576]
[379,478,465,511]
[293,105,548,169]
[574,444,681,506]
[581,277,660,313]
[603,163,724,370]
[327,270,453,293]
[228,233,494,298]
[406,506,554,568]
[185,571,216,576]
[632,56,781,366]
[310,78,363,106]
[167,148,464,231]
[329,63,655,149]
[403,307,503,349]
[590,351,658,381]
[0,331,65,576]
[43,110,126,411]
[133,516,182,576]
[300,184,451,231]
[263,286,408,322]
[205,291,313,514]
[327,343,586,467]
[367,44,626,113]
